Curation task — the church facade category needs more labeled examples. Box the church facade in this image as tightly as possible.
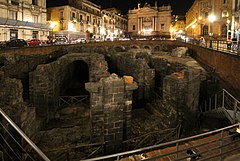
[128,3,172,38]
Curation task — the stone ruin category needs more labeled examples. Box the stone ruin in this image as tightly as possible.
[0,45,206,160]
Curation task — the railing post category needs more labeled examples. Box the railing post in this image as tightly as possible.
[176,142,179,160]
[234,100,237,124]
[222,90,225,108]
[0,108,51,161]
[209,98,212,111]
[220,130,223,161]
[217,41,219,50]
[215,94,217,109]
[205,101,207,112]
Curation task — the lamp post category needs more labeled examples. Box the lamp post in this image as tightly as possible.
[226,19,230,41]
[208,15,216,48]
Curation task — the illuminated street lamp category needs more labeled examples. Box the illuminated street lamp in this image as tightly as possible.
[208,15,216,48]
[226,19,231,41]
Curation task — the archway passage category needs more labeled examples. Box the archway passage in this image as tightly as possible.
[61,60,89,96]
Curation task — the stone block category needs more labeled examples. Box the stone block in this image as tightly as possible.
[123,75,134,84]
[85,82,101,93]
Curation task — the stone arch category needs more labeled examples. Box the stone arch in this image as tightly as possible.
[153,45,161,51]
[112,45,125,52]
[30,53,109,121]
[130,45,140,49]
[60,60,89,96]
[142,45,151,50]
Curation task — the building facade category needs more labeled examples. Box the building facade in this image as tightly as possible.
[186,0,232,40]
[101,8,127,40]
[0,0,49,41]
[47,0,101,41]
[128,3,172,38]
[232,0,240,40]
[170,15,186,39]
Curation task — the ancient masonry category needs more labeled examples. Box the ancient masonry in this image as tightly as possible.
[0,43,206,159]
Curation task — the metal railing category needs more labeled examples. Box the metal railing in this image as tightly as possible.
[201,89,240,124]
[0,107,50,161]
[82,123,240,161]
[58,95,89,107]
[177,38,240,56]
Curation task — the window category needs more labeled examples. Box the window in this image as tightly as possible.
[71,12,76,20]
[87,16,90,22]
[32,0,38,5]
[222,10,229,17]
[203,25,208,35]
[205,12,208,18]
[10,29,18,39]
[32,31,38,38]
[223,0,226,4]
[59,11,63,20]
[132,25,135,30]
[11,0,19,5]
[9,11,17,20]
[161,24,165,30]
[47,13,51,21]
[80,15,83,20]
[33,15,38,23]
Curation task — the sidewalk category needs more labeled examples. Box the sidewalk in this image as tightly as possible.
[224,154,240,161]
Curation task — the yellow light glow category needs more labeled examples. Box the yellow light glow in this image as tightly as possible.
[68,22,76,32]
[50,21,58,29]
[100,27,106,34]
[208,15,216,23]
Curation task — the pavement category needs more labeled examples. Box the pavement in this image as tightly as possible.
[224,154,240,161]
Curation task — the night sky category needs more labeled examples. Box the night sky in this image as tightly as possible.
[47,0,195,15]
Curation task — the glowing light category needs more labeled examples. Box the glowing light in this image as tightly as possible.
[192,24,196,28]
[68,22,76,32]
[50,21,57,29]
[100,27,106,34]
[208,15,216,23]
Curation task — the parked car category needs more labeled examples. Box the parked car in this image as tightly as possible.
[72,38,86,44]
[3,39,28,48]
[53,37,68,45]
[27,38,41,46]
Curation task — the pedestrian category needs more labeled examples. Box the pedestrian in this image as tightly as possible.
[200,37,205,46]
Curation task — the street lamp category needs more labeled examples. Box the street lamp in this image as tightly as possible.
[226,19,231,41]
[208,15,216,48]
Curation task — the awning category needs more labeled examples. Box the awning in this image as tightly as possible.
[0,17,51,30]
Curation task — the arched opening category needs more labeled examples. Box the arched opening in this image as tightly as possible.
[202,25,209,36]
[61,60,89,96]
[46,60,90,129]
[143,46,150,49]
[221,24,227,37]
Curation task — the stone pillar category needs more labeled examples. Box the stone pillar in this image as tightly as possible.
[86,74,137,154]
[123,82,138,140]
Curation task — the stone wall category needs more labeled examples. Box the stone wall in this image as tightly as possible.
[29,53,109,122]
[109,52,155,106]
[0,72,40,146]
[86,74,137,154]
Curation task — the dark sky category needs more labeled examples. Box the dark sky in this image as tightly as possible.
[47,0,195,15]
[89,0,195,15]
